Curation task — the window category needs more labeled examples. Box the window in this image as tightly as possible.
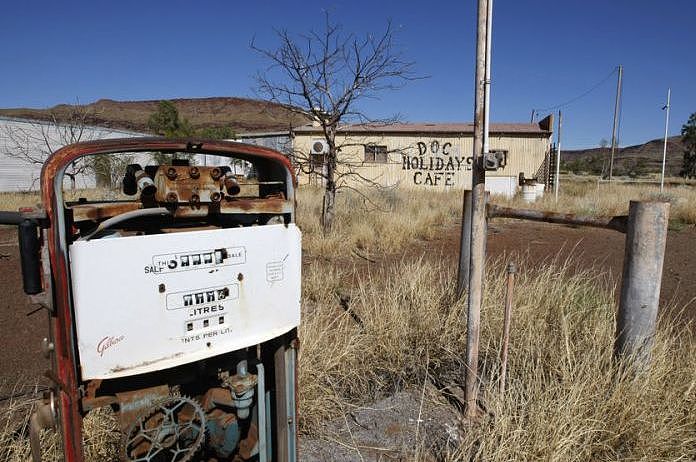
[310,153,326,170]
[364,144,388,163]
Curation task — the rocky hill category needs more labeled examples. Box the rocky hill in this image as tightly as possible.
[0,97,311,134]
[562,136,685,177]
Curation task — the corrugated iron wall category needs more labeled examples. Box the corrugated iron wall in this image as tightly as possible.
[293,132,551,190]
[0,120,549,193]
[0,117,145,192]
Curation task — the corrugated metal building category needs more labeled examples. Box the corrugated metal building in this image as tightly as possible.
[0,117,145,191]
[236,131,293,154]
[2,115,553,196]
[0,118,240,191]
[290,117,554,195]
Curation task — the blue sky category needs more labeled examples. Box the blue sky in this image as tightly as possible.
[0,1,693,149]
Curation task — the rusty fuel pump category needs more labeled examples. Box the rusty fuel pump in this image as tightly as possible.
[1,138,301,462]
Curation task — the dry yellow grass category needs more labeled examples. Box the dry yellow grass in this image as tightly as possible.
[0,191,42,212]
[0,189,125,214]
[299,254,696,460]
[296,186,461,258]
[0,401,119,462]
[1,184,695,461]
[297,184,696,459]
[493,177,696,227]
[445,258,696,460]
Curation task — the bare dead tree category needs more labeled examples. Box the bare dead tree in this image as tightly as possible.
[252,13,417,233]
[2,103,95,189]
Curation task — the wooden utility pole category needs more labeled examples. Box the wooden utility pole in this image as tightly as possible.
[609,65,623,181]
[457,0,491,298]
[461,0,490,420]
[660,88,671,192]
[555,110,562,202]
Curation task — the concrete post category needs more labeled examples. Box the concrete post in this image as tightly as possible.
[614,201,670,364]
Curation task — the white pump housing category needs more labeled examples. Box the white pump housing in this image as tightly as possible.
[69,224,302,380]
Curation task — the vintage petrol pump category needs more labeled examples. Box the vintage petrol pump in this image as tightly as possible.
[0,138,301,461]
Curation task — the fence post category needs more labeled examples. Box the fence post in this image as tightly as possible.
[499,262,516,396]
[456,189,473,297]
[614,201,670,365]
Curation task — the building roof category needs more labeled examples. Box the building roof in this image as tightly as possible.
[292,121,552,136]
[236,130,292,138]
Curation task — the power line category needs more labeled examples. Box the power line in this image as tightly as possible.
[533,67,618,115]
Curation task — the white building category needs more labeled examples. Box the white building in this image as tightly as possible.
[0,117,145,191]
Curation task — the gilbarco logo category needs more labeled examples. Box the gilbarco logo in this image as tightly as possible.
[97,335,125,357]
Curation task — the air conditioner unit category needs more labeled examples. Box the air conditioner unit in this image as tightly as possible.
[310,139,329,155]
[484,149,508,171]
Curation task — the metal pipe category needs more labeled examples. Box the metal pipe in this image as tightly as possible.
[614,201,670,366]
[18,219,42,295]
[224,173,241,196]
[29,395,56,462]
[487,204,628,233]
[0,211,25,225]
[660,88,671,192]
[134,170,156,197]
[456,190,473,297]
[265,392,273,461]
[232,360,254,420]
[237,359,248,377]
[29,413,43,462]
[464,0,490,421]
[499,262,516,396]
[256,363,268,462]
[79,207,172,241]
[284,347,297,461]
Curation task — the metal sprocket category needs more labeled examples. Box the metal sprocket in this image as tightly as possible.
[123,396,206,462]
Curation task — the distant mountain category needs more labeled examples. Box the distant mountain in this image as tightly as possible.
[0,97,311,134]
[562,136,685,177]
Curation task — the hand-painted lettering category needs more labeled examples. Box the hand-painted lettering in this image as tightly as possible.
[402,139,473,186]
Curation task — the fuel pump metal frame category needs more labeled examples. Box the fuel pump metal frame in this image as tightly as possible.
[3,138,302,462]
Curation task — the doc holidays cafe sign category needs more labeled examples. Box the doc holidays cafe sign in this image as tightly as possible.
[401,140,473,186]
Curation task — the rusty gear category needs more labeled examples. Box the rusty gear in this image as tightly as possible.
[123,396,206,462]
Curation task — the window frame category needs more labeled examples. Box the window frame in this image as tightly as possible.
[363,144,389,163]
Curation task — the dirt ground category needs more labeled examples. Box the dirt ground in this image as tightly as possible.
[484,220,696,324]
[0,228,50,398]
[1,222,694,398]
[299,384,461,461]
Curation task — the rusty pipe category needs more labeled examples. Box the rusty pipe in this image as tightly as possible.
[134,169,156,197]
[79,207,172,241]
[487,204,628,233]
[29,414,42,462]
[224,174,241,196]
[499,262,516,396]
[29,393,56,462]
